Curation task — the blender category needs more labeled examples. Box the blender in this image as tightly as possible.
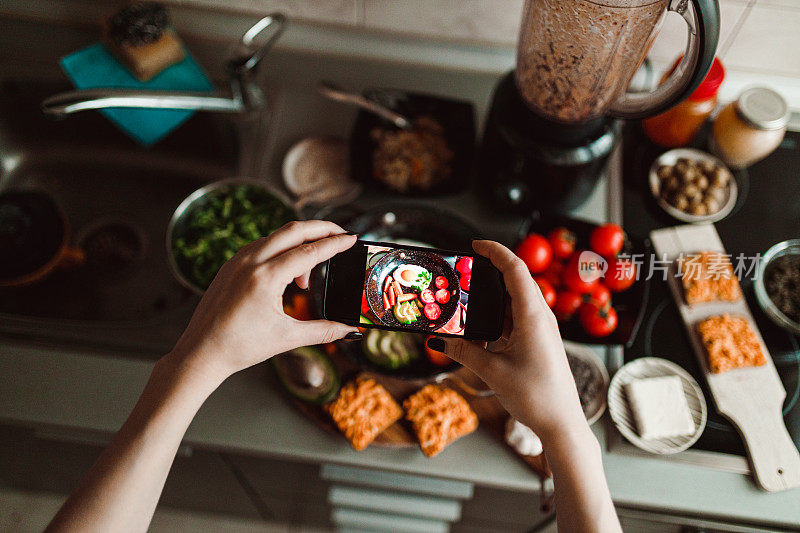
[481,0,720,212]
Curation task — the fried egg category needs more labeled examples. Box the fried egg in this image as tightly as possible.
[393,264,429,287]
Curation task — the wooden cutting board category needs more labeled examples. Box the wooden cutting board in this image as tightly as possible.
[650,224,800,492]
[282,347,551,479]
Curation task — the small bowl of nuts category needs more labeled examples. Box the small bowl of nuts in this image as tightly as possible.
[649,148,737,224]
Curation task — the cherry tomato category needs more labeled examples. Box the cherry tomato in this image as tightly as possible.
[434,276,449,289]
[548,227,577,260]
[456,256,473,275]
[424,303,441,320]
[360,290,369,315]
[420,289,435,304]
[435,288,450,304]
[542,260,564,288]
[515,234,553,274]
[579,302,618,337]
[553,290,583,321]
[533,276,556,308]
[424,335,451,366]
[589,223,625,258]
[460,274,471,292]
[562,252,599,294]
[584,284,611,307]
[604,258,637,292]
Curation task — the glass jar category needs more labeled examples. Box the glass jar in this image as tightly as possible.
[643,57,725,147]
[710,87,789,169]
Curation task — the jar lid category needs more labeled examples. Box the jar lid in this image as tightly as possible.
[688,57,725,101]
[735,87,789,130]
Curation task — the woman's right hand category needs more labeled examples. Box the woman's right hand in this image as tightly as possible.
[428,240,587,443]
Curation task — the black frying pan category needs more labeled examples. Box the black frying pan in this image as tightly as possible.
[365,249,461,331]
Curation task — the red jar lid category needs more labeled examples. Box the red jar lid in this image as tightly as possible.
[687,57,725,101]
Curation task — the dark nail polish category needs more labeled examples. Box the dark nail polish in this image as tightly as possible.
[426,336,446,353]
[345,231,359,236]
[344,332,363,340]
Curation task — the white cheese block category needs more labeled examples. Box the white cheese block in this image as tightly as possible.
[625,376,695,440]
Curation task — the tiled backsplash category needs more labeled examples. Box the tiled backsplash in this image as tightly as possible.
[164,0,799,79]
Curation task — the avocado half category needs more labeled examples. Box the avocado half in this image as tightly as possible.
[272,346,340,404]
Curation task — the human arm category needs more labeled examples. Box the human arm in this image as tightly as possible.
[427,240,621,533]
[46,221,360,532]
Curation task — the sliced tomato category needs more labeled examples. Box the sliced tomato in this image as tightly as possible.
[420,289,436,304]
[434,276,449,289]
[424,303,441,320]
[460,274,471,292]
[435,288,450,304]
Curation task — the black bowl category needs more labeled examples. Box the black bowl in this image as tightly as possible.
[350,89,476,196]
[519,213,651,347]
[365,248,461,331]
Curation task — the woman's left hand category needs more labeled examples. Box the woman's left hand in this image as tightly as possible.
[168,220,359,385]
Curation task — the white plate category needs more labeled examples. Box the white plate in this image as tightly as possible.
[564,341,609,426]
[649,148,737,224]
[608,357,707,454]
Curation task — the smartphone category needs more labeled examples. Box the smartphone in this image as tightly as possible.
[324,240,506,341]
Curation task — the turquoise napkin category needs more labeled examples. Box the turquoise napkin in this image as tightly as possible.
[60,43,214,146]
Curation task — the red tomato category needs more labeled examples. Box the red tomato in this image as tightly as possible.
[584,284,611,307]
[563,252,599,294]
[435,288,450,304]
[360,290,369,315]
[553,290,583,321]
[548,227,577,260]
[579,302,618,337]
[424,335,451,365]
[460,274,471,292]
[424,303,441,320]
[533,276,556,308]
[420,289,435,304]
[542,260,564,288]
[589,223,625,258]
[434,276,449,289]
[605,258,637,292]
[456,256,473,275]
[515,234,553,274]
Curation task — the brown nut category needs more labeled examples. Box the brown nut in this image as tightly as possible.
[700,160,716,173]
[669,194,690,211]
[684,183,702,200]
[695,175,709,190]
[657,165,673,179]
[689,200,708,216]
[703,196,721,214]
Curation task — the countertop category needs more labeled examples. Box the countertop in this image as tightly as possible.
[1,25,800,528]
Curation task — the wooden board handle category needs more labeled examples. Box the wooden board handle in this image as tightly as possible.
[727,408,800,492]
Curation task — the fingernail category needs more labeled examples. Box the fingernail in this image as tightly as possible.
[426,336,446,353]
[345,232,359,237]
[344,332,363,340]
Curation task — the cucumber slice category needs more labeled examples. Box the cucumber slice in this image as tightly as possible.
[362,330,421,369]
[272,347,339,404]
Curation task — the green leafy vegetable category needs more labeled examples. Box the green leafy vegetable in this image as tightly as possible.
[410,270,433,291]
[173,184,296,289]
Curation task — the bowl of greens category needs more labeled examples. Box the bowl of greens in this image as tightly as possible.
[167,178,298,293]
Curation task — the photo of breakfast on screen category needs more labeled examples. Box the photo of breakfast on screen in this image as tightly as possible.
[359,245,471,336]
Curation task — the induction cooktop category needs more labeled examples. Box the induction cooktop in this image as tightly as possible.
[621,124,800,458]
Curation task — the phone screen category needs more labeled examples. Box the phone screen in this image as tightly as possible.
[360,244,471,336]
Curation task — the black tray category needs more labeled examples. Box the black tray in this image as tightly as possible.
[519,213,651,347]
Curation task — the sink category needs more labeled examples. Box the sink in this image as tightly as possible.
[0,80,239,355]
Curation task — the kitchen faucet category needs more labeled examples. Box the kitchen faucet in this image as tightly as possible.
[41,14,285,118]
